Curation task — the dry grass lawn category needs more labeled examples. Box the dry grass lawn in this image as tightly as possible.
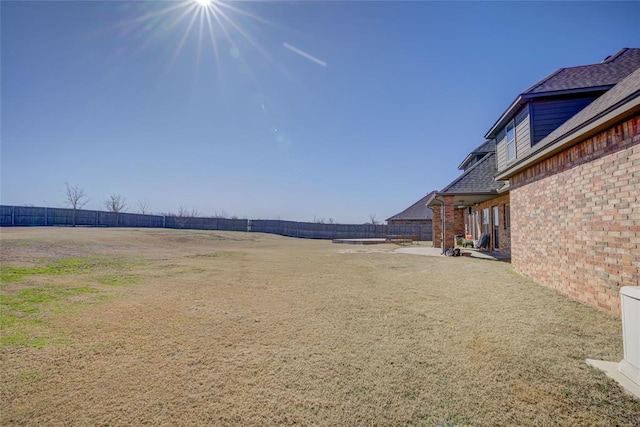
[1,227,639,426]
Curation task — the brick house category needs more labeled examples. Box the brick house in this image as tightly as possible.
[428,48,639,314]
[427,140,511,255]
[497,66,640,315]
[386,191,435,228]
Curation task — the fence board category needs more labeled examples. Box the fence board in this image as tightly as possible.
[0,205,431,241]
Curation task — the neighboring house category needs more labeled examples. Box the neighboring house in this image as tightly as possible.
[428,48,640,314]
[428,140,511,255]
[387,191,435,226]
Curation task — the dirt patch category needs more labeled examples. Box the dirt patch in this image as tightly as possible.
[1,227,638,426]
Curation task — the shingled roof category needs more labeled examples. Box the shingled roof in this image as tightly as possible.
[457,139,496,170]
[386,191,435,222]
[524,48,640,94]
[486,48,640,139]
[496,66,640,180]
[440,152,504,194]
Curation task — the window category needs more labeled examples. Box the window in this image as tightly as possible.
[493,206,500,249]
[504,204,510,229]
[506,120,516,162]
[482,208,490,235]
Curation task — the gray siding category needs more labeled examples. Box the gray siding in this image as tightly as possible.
[531,97,597,145]
[515,105,532,159]
[496,105,530,172]
[496,128,507,171]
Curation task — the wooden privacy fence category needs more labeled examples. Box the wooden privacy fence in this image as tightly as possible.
[0,205,432,241]
[249,220,432,241]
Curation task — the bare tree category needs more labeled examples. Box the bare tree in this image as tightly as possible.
[104,194,127,213]
[213,210,228,219]
[64,183,89,226]
[137,199,151,214]
[368,214,379,225]
[174,204,198,228]
[313,216,325,224]
[327,217,336,224]
[65,183,89,210]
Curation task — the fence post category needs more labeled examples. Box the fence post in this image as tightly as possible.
[163,216,166,228]
[11,206,15,226]
[44,207,48,226]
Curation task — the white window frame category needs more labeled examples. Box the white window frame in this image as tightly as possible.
[492,206,500,249]
[482,208,490,235]
[506,120,516,162]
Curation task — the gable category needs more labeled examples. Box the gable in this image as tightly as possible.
[486,48,640,140]
[496,67,640,180]
[440,153,504,194]
[386,191,435,221]
[530,95,602,145]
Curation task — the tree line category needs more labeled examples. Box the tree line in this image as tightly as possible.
[63,183,379,225]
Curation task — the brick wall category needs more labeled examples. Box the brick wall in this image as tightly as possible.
[470,193,512,256]
[432,195,465,249]
[510,115,640,316]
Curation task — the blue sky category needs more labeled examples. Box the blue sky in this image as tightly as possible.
[2,1,639,223]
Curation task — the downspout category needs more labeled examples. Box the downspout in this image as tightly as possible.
[433,195,446,255]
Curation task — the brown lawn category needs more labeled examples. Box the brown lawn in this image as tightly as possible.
[1,227,638,426]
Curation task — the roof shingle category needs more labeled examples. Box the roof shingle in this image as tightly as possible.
[440,153,504,194]
[532,68,640,152]
[496,67,640,179]
[524,48,640,94]
[386,191,436,221]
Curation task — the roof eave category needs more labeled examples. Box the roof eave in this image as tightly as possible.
[485,95,525,139]
[427,191,501,208]
[457,153,475,170]
[496,94,640,181]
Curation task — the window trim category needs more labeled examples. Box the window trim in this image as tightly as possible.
[506,120,516,162]
[492,205,500,249]
[482,208,490,235]
[504,203,510,230]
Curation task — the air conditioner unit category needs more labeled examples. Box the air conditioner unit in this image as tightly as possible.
[619,286,640,387]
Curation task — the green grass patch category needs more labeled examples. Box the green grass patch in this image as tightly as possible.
[0,312,43,328]
[1,285,99,349]
[0,255,138,349]
[1,256,126,283]
[1,285,98,314]
[0,332,48,349]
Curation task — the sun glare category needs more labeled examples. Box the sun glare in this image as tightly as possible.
[116,0,284,88]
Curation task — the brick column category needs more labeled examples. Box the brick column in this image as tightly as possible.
[432,204,442,248]
[442,195,456,250]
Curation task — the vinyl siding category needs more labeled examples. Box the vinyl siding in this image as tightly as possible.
[515,105,531,158]
[496,105,530,172]
[496,128,507,171]
[531,97,598,145]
